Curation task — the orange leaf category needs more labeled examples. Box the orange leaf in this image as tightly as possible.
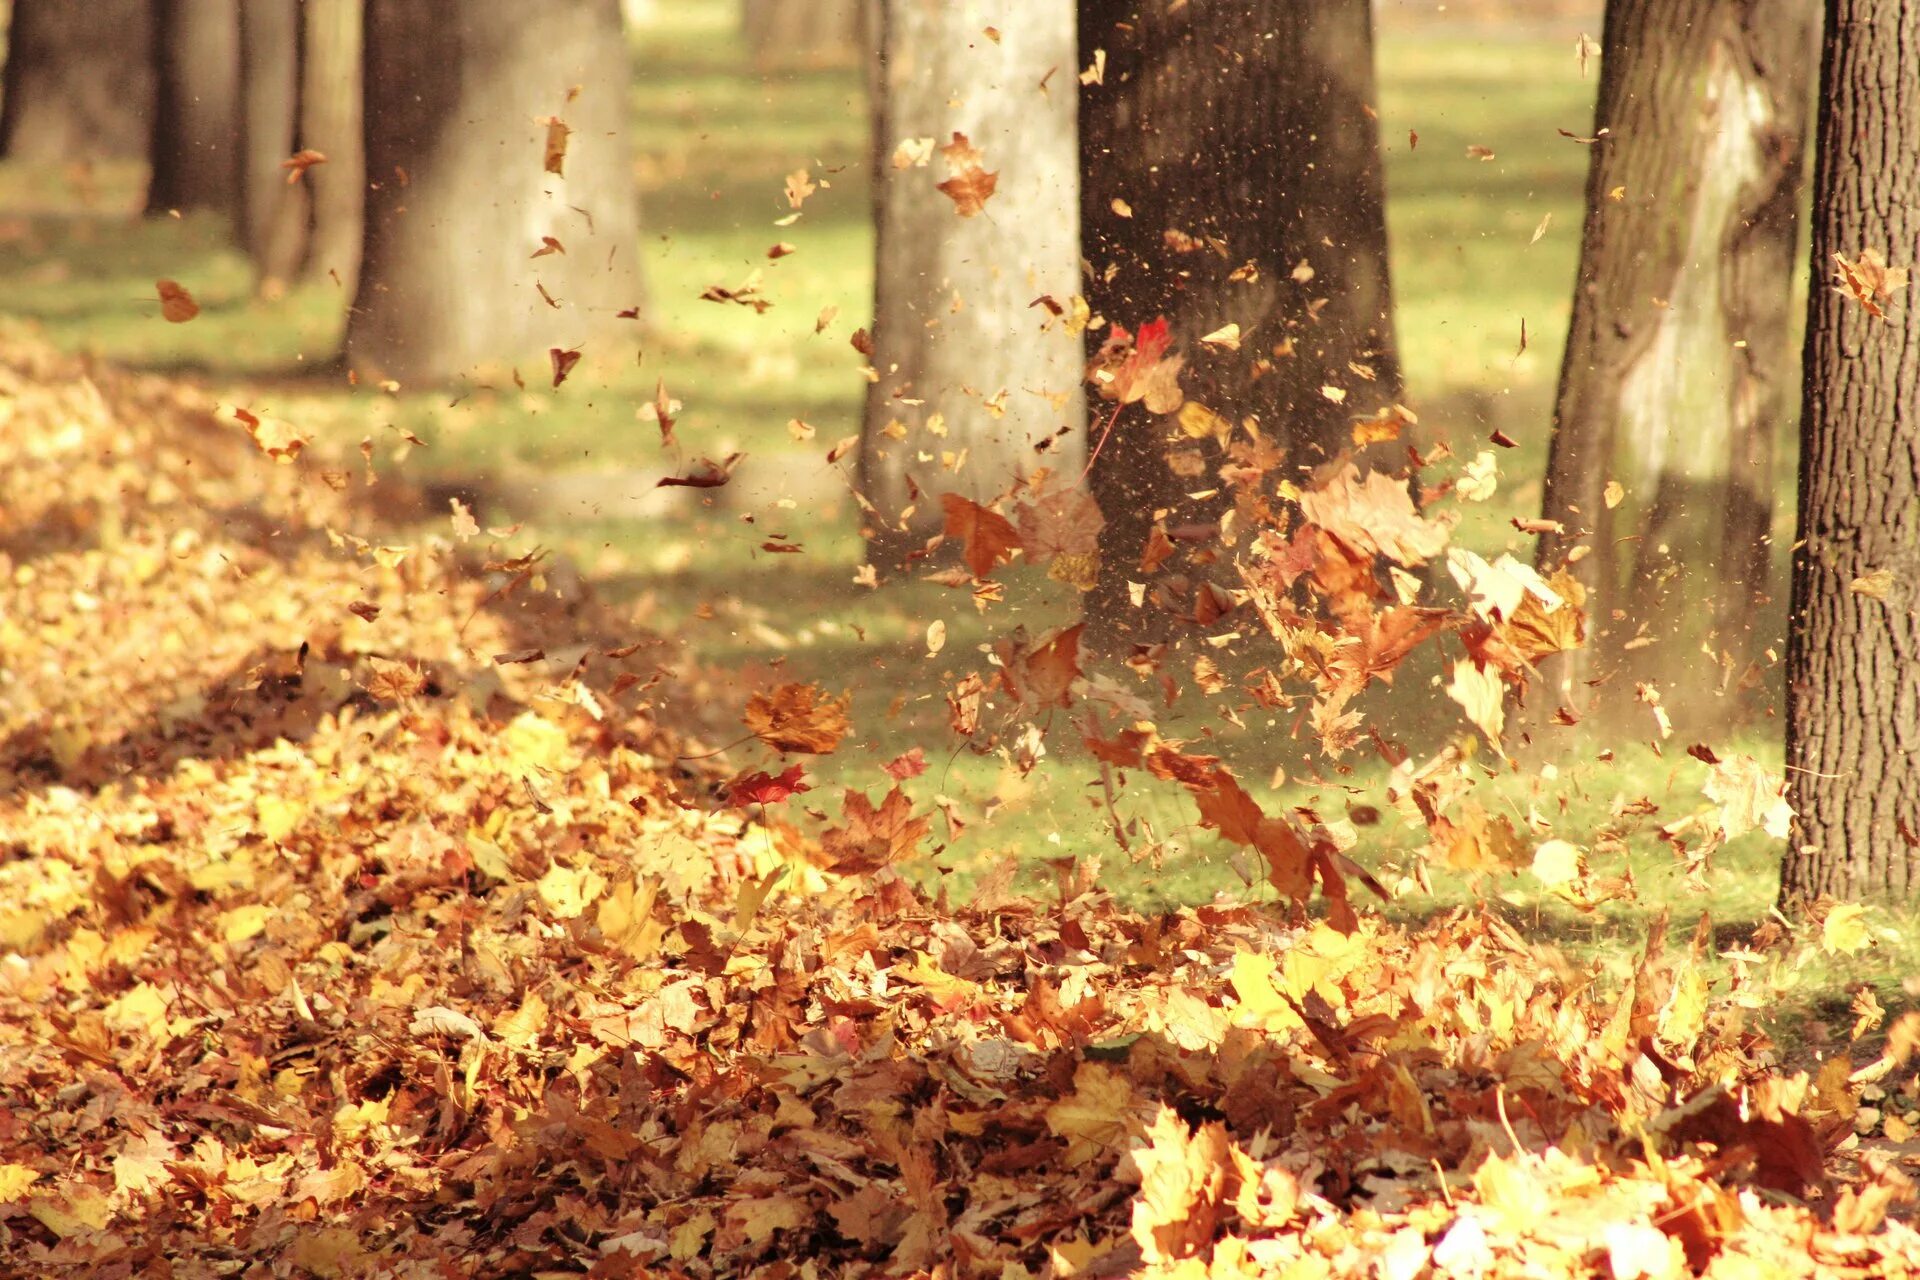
[994,623,1084,711]
[935,132,999,217]
[280,148,327,183]
[820,786,930,874]
[743,682,850,754]
[156,279,199,323]
[940,493,1022,579]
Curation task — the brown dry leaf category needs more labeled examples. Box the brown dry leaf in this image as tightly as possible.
[819,786,930,874]
[936,132,999,217]
[1833,249,1909,321]
[995,623,1085,711]
[1016,482,1104,566]
[280,148,327,183]
[539,115,570,175]
[941,493,1022,579]
[549,347,582,388]
[1300,464,1452,567]
[744,682,850,755]
[1508,569,1587,662]
[363,657,426,701]
[156,279,199,323]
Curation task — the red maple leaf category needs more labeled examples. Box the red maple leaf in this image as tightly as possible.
[726,764,811,806]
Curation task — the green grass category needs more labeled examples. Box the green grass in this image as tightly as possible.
[1,0,1910,1045]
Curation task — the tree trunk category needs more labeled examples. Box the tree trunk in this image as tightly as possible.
[1781,0,1920,905]
[238,0,306,287]
[858,0,1083,565]
[1078,0,1402,639]
[1531,0,1815,738]
[299,0,365,292]
[741,0,866,69]
[347,0,644,385]
[147,0,242,218]
[0,0,155,163]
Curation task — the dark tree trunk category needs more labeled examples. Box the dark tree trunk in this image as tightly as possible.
[1531,0,1815,738]
[238,0,306,287]
[858,0,1083,564]
[1078,0,1401,640]
[742,0,866,69]
[299,0,365,291]
[1781,0,1920,905]
[348,0,644,385]
[147,0,242,218]
[0,0,155,163]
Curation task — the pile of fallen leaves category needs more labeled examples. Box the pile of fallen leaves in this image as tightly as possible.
[3,337,1920,1278]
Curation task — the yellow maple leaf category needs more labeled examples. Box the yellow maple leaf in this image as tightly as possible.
[0,1165,41,1203]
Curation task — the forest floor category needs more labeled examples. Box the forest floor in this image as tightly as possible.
[0,1,1879,1010]
[1,328,1918,1275]
[4,3,1920,1271]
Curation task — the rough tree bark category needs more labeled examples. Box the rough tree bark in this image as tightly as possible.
[238,0,307,287]
[299,0,365,292]
[347,0,644,385]
[858,0,1083,565]
[1532,0,1816,738]
[0,0,155,163]
[1781,0,1920,905]
[147,0,242,218]
[741,0,866,69]
[1078,0,1401,638]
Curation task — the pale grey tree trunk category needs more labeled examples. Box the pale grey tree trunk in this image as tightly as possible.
[859,0,1083,565]
[348,0,645,385]
[238,0,306,286]
[299,0,364,292]
[1531,0,1816,738]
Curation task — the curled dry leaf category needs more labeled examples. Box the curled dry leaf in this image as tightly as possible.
[744,682,850,754]
[1833,249,1909,321]
[280,149,327,183]
[220,403,310,462]
[538,116,570,175]
[156,279,199,323]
